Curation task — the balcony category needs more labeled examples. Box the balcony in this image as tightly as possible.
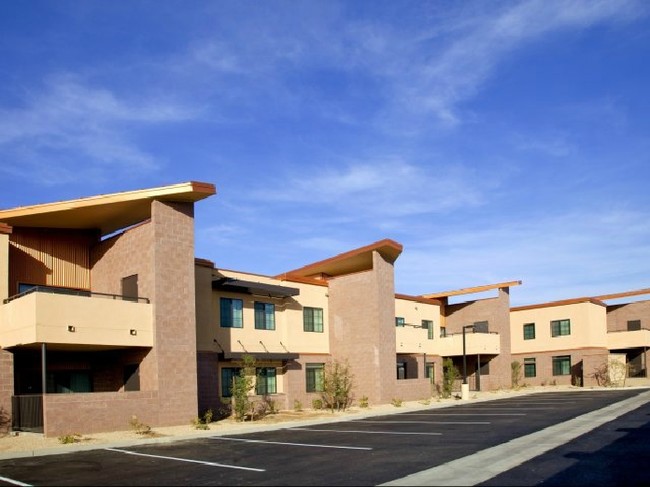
[607,328,650,350]
[436,330,501,357]
[0,287,153,349]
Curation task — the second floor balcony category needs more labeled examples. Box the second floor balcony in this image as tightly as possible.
[0,287,153,349]
[436,330,501,357]
[607,328,650,350]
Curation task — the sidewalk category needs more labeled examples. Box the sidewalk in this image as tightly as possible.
[0,385,637,461]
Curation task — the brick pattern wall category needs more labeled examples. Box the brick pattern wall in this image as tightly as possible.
[197,351,220,414]
[43,391,159,436]
[150,201,198,426]
[606,300,650,332]
[444,288,513,390]
[512,347,608,387]
[0,350,13,433]
[327,251,397,406]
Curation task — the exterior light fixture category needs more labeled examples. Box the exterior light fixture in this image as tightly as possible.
[130,329,137,336]
[67,325,75,332]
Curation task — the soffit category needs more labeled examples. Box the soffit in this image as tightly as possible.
[278,239,403,279]
[0,181,215,237]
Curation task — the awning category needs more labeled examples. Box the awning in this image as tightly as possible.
[223,352,299,361]
[212,278,300,298]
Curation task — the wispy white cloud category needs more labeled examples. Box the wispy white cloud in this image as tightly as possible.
[248,158,487,219]
[0,74,197,185]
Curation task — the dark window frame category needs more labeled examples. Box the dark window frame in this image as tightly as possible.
[306,363,325,393]
[523,323,536,340]
[255,367,277,395]
[552,355,571,376]
[551,319,571,337]
[524,358,536,378]
[254,301,276,330]
[303,307,324,333]
[220,298,243,328]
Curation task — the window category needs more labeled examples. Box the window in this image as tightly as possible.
[254,302,275,330]
[395,317,405,327]
[551,319,571,337]
[425,362,435,382]
[220,367,241,397]
[440,327,447,338]
[255,367,277,395]
[397,361,407,380]
[303,307,324,333]
[121,274,138,301]
[479,361,490,375]
[306,363,324,393]
[524,358,536,378]
[220,298,243,328]
[123,364,140,392]
[474,321,489,333]
[628,320,641,331]
[552,355,571,376]
[523,323,536,340]
[423,320,434,340]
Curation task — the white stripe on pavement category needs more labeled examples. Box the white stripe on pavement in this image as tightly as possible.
[212,436,372,450]
[104,448,265,472]
[292,428,442,436]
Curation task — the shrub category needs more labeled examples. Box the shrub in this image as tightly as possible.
[293,399,303,412]
[58,433,82,444]
[320,359,354,412]
[231,354,257,421]
[358,396,369,408]
[192,409,213,430]
[129,415,152,435]
[312,398,323,410]
[511,361,522,389]
[441,358,459,398]
[391,398,403,407]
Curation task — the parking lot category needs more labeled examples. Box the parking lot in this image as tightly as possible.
[0,389,646,486]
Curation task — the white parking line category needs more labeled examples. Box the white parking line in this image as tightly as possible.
[212,437,372,450]
[104,448,265,472]
[355,420,490,425]
[0,476,32,487]
[401,413,525,416]
[292,428,442,436]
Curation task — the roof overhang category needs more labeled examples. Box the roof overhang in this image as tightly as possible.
[0,181,216,237]
[422,280,522,299]
[223,352,299,361]
[0,223,11,235]
[511,297,606,312]
[591,288,650,301]
[277,239,403,280]
[212,278,300,298]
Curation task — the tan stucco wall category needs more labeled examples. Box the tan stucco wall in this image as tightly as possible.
[511,301,608,354]
[394,298,441,355]
[0,233,8,301]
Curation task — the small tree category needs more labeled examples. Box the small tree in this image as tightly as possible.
[321,359,354,412]
[441,358,459,398]
[511,360,522,389]
[231,354,257,421]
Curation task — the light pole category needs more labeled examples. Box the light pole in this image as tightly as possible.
[461,325,474,400]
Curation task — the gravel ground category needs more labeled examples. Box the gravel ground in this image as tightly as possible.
[0,385,614,458]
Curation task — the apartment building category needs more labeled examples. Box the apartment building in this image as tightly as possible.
[1,181,647,436]
[0,182,216,436]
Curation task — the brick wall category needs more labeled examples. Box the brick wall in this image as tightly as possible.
[0,350,13,433]
[606,300,650,332]
[512,347,608,387]
[444,288,513,390]
[327,251,397,406]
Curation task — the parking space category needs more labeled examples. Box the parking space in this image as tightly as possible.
[0,389,645,486]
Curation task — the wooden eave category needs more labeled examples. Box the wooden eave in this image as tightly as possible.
[0,181,216,237]
[511,297,606,312]
[395,293,443,306]
[0,223,11,235]
[278,238,403,279]
[592,288,650,301]
[422,280,522,299]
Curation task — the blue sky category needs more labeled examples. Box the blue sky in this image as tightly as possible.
[1,0,649,306]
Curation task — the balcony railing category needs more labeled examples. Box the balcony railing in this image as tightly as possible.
[3,285,150,304]
[607,328,650,349]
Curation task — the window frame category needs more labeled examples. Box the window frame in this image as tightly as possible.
[395,317,405,327]
[627,319,641,331]
[306,363,325,393]
[523,323,536,340]
[524,358,536,378]
[422,320,434,340]
[220,297,243,328]
[550,319,571,337]
[255,367,277,395]
[220,367,241,397]
[254,301,276,330]
[552,355,571,376]
[303,307,324,333]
